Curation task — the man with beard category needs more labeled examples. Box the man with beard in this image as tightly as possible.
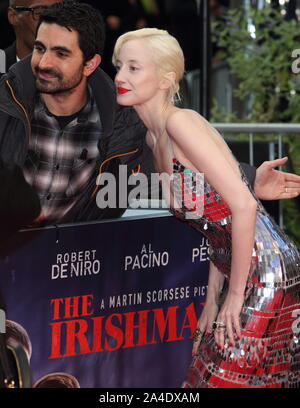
[0,1,147,227]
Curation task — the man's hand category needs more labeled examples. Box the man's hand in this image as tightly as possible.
[254,157,300,200]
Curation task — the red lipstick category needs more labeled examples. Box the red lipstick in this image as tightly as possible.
[117,87,130,95]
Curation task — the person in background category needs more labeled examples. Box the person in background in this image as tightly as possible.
[2,0,68,73]
[0,1,14,50]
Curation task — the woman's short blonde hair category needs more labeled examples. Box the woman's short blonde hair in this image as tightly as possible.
[113,28,185,104]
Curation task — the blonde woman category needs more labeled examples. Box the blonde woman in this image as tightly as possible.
[113,28,300,388]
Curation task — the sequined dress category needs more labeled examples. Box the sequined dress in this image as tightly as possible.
[170,158,300,388]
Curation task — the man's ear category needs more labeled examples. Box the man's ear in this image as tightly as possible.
[160,71,176,90]
[7,7,19,27]
[83,54,102,77]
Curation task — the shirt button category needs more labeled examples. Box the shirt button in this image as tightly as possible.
[56,164,60,170]
[47,194,51,200]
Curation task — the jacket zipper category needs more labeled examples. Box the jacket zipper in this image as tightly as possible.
[5,80,31,143]
[91,149,140,198]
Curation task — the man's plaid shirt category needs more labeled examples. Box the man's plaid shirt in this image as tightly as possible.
[23,90,103,224]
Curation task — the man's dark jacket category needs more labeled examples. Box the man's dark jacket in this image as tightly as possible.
[0,55,149,228]
[4,42,17,73]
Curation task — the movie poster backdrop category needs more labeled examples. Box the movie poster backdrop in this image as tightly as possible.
[0,215,209,388]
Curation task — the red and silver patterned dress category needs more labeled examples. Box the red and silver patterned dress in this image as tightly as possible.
[170,158,300,388]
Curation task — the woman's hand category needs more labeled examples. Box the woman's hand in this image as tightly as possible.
[214,291,244,349]
[192,261,225,355]
[192,301,219,356]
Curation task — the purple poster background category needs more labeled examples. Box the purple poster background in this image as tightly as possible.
[0,215,209,388]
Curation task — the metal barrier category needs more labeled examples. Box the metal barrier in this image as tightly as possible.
[212,123,300,228]
[213,123,300,166]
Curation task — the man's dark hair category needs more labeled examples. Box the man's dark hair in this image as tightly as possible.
[37,1,105,62]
